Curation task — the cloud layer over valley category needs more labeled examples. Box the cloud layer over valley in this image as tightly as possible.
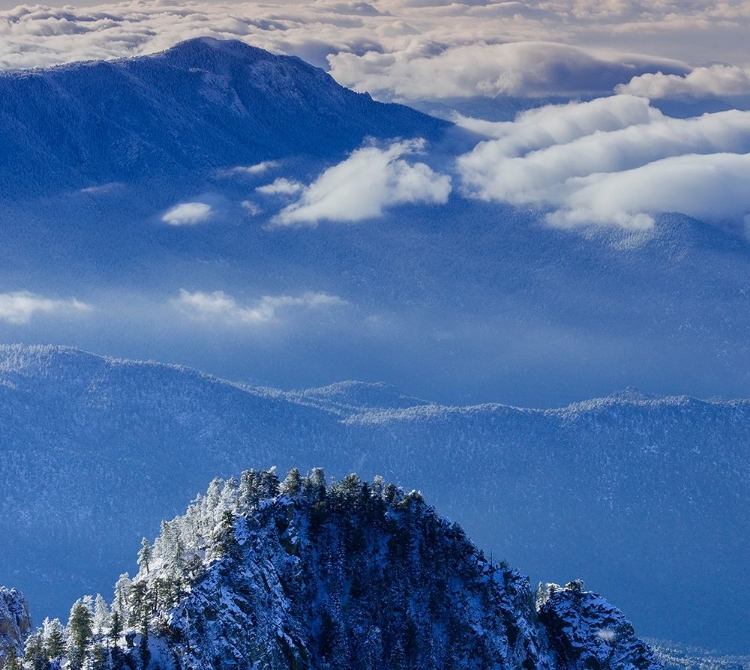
[457,95,750,227]
[1,0,749,104]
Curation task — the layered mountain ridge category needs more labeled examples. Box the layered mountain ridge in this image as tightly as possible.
[0,345,748,651]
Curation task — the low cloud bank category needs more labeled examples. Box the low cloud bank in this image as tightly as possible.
[0,291,91,324]
[618,65,750,100]
[328,42,687,101]
[458,95,750,228]
[273,139,451,227]
[173,289,346,325]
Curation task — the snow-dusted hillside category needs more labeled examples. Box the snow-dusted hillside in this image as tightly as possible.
[0,37,447,196]
[0,345,747,652]
[11,471,662,670]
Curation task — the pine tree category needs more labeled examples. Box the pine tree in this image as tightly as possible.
[113,574,133,622]
[42,617,65,661]
[138,611,151,670]
[281,468,302,496]
[128,582,148,629]
[94,594,111,636]
[3,647,22,670]
[109,611,124,670]
[137,538,152,576]
[212,510,239,560]
[68,599,94,670]
[24,630,46,670]
[91,644,109,670]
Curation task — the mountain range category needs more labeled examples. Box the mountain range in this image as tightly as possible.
[0,345,748,653]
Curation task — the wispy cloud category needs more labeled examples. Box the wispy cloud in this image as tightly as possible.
[78,182,124,195]
[458,95,750,228]
[273,139,451,227]
[173,289,346,325]
[217,161,281,177]
[162,202,214,226]
[0,291,91,325]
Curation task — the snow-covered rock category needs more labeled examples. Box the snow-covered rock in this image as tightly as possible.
[537,581,661,669]
[0,588,32,665]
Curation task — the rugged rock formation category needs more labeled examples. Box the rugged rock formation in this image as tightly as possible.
[0,588,32,667]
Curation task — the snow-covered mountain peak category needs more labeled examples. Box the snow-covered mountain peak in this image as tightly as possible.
[0,38,448,196]
[11,470,661,669]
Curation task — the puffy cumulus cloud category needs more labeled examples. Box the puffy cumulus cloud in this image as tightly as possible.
[328,42,688,100]
[273,139,451,227]
[162,202,213,226]
[549,152,750,228]
[0,0,746,101]
[173,288,345,325]
[256,178,304,196]
[0,291,91,324]
[458,95,750,228]
[618,65,750,100]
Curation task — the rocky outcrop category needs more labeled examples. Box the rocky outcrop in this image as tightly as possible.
[537,580,662,669]
[0,588,31,666]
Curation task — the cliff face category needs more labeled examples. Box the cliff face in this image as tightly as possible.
[0,588,32,666]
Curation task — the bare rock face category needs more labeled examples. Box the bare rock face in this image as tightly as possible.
[0,588,32,666]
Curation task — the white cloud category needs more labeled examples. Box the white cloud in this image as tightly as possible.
[548,152,750,228]
[173,289,346,325]
[256,178,304,196]
[0,291,91,325]
[328,41,688,101]
[241,200,263,216]
[78,182,124,194]
[618,65,750,100]
[0,0,744,102]
[274,139,451,226]
[457,95,750,228]
[218,161,281,177]
[162,202,213,226]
